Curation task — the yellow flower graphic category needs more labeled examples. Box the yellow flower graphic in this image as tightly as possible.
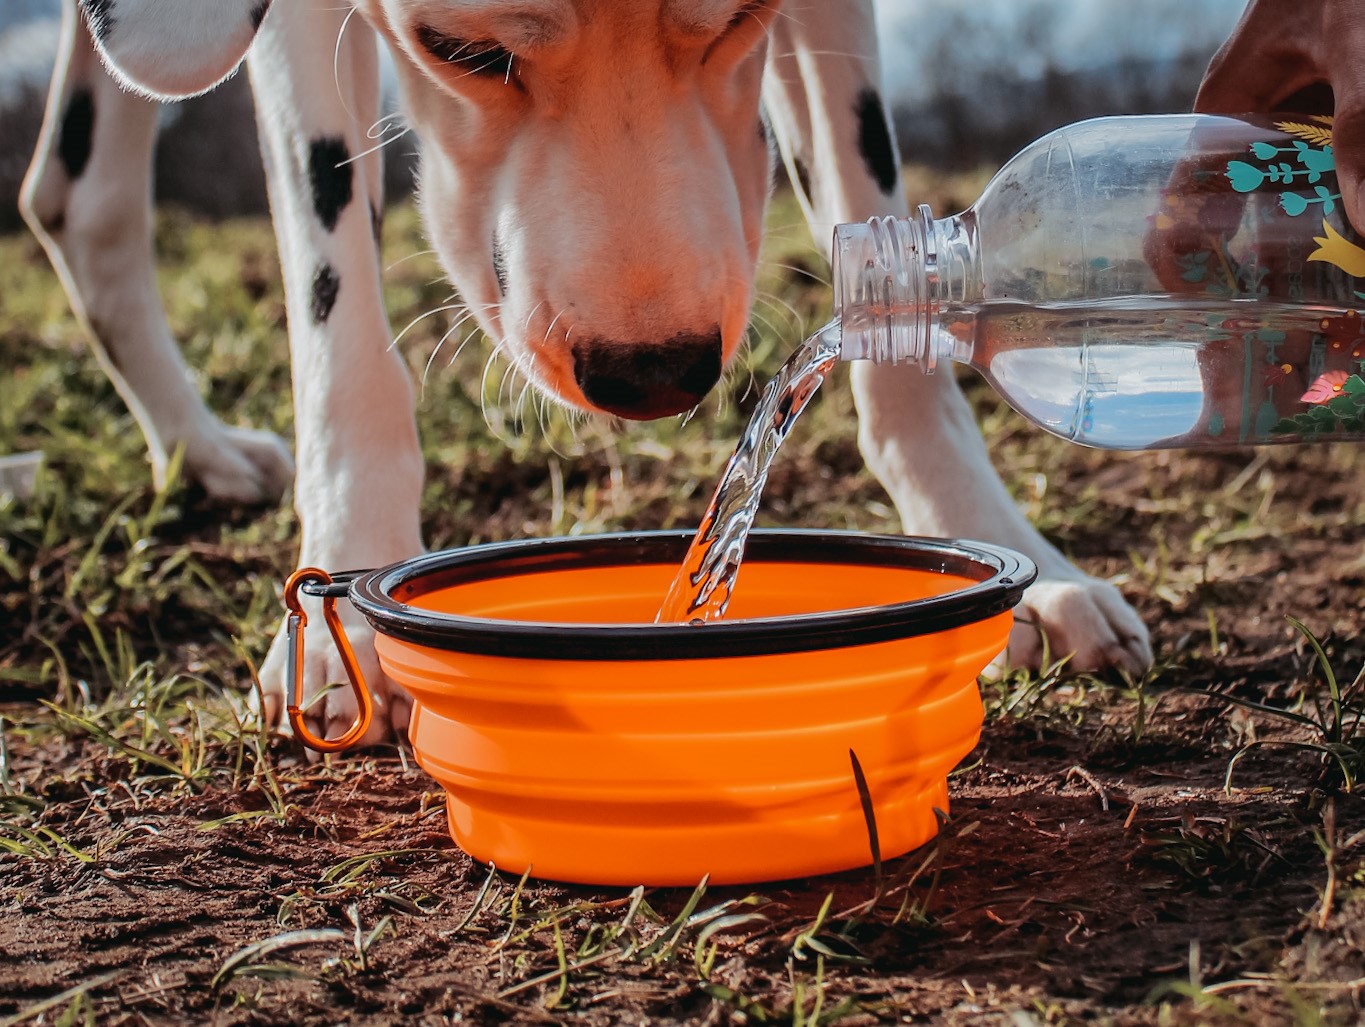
[1308,219,1365,277]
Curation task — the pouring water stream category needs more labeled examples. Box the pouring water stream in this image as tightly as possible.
[656,320,841,624]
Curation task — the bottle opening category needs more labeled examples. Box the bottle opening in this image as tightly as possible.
[832,205,939,369]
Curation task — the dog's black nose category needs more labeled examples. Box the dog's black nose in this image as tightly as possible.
[572,329,723,419]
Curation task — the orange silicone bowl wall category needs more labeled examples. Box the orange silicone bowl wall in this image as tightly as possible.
[352,531,1031,886]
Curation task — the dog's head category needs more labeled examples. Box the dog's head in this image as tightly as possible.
[91,0,780,421]
[374,0,780,419]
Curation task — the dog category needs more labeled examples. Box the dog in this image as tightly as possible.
[21,0,1152,746]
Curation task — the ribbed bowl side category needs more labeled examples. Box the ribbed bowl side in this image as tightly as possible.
[378,612,1008,885]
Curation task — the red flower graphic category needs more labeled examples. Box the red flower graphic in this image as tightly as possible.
[1263,362,1294,386]
[1301,370,1351,404]
[1319,309,1365,348]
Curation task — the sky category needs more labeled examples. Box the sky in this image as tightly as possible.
[872,0,1246,104]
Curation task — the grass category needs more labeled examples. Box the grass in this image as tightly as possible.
[1216,619,1365,794]
[2,176,1365,1024]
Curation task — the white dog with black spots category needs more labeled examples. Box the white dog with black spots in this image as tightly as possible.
[21,0,1152,746]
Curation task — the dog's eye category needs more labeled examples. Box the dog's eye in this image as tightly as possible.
[415,25,517,83]
[723,0,773,35]
[704,0,776,63]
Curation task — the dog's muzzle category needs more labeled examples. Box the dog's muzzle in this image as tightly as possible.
[572,329,723,419]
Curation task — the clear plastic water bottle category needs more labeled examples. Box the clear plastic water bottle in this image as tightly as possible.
[833,113,1365,448]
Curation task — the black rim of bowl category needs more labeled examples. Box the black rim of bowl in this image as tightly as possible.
[344,529,1037,661]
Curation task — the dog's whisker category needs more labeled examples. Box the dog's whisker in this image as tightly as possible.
[444,323,483,369]
[509,360,541,438]
[332,4,361,119]
[389,303,468,351]
[738,282,791,326]
[760,260,831,288]
[539,392,561,449]
[746,305,787,341]
[743,332,762,404]
[532,388,554,449]
[421,309,482,389]
[528,384,544,440]
[340,126,412,167]
[421,320,465,390]
[496,347,522,419]
[767,48,875,62]
[478,338,515,436]
[758,222,823,242]
[457,52,519,81]
[756,289,812,336]
[384,249,438,272]
[366,111,407,140]
[543,307,569,348]
[523,300,547,335]
[513,376,533,434]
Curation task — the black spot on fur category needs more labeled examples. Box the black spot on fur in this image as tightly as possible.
[58,90,95,180]
[308,137,353,232]
[81,0,115,42]
[370,203,383,245]
[793,156,813,204]
[310,264,340,324]
[492,237,508,296]
[854,88,898,195]
[250,0,271,30]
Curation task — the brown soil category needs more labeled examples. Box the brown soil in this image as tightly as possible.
[4,440,1365,1026]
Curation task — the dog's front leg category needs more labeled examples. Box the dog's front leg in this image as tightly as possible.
[247,4,423,742]
[763,1,1151,674]
[20,1,293,504]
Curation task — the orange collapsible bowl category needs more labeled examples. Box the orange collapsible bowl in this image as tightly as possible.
[289,530,1035,886]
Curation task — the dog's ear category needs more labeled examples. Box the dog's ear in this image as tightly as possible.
[80,0,271,100]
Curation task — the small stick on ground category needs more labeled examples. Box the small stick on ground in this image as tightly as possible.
[1318,798,1338,931]
[1066,765,1110,812]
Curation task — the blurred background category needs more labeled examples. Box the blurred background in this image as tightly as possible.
[1,0,1247,232]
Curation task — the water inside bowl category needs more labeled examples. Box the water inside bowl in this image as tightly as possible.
[404,561,980,624]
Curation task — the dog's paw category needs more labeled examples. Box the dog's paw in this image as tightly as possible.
[176,424,295,506]
[1003,575,1152,676]
[256,599,412,755]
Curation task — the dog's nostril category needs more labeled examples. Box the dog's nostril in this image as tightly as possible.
[573,329,723,420]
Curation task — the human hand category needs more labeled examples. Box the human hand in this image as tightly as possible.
[1196,0,1365,230]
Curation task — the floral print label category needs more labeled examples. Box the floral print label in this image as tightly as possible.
[1221,115,1365,439]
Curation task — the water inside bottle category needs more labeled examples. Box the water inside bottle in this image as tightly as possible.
[966,296,1365,448]
[655,320,841,624]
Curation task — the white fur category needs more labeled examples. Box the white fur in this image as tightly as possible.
[85,0,266,99]
[24,0,1152,748]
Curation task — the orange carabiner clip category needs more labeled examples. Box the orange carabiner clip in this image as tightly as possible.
[283,568,375,753]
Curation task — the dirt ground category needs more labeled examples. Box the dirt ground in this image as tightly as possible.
[2,187,1365,1024]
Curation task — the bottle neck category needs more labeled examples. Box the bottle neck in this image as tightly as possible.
[832,205,978,370]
